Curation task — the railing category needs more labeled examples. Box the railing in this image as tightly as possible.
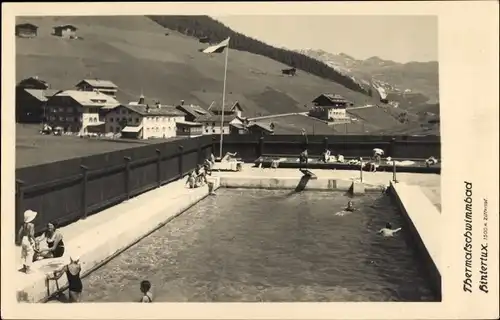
[15,135,215,241]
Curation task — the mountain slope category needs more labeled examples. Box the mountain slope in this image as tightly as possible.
[15,16,435,135]
[298,49,439,104]
[16,16,377,120]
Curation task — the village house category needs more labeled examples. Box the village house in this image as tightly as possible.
[194,113,244,135]
[229,122,248,135]
[16,76,57,123]
[246,122,275,136]
[176,121,204,138]
[104,97,185,139]
[75,79,118,98]
[16,88,59,123]
[207,100,244,118]
[53,24,78,39]
[308,93,352,123]
[176,100,210,122]
[15,23,38,38]
[45,90,120,134]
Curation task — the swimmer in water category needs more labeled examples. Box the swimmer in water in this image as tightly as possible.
[335,201,356,216]
[377,223,402,237]
[345,201,356,212]
[139,280,153,303]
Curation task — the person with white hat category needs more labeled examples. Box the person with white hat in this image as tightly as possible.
[17,209,37,273]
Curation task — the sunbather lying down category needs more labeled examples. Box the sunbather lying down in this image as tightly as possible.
[219,152,237,162]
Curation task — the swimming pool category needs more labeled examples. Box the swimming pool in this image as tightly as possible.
[79,189,438,302]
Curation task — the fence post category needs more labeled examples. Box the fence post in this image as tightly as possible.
[359,157,363,182]
[258,136,265,157]
[392,160,397,183]
[323,136,329,151]
[389,137,396,157]
[156,149,161,188]
[15,179,25,245]
[178,145,184,178]
[124,156,131,200]
[80,165,89,219]
[211,136,217,156]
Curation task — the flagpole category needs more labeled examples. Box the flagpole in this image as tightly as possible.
[219,38,229,159]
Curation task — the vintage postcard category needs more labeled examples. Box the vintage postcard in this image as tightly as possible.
[1,1,498,319]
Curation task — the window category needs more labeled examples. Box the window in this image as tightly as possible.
[135,118,139,124]
[115,127,120,133]
[59,116,64,121]
[162,118,166,122]
[155,117,159,122]
[110,118,114,122]
[128,117,132,122]
[93,117,98,122]
[66,116,73,121]
[59,107,64,113]
[67,107,72,113]
[162,126,165,131]
[212,122,215,126]
[110,126,114,132]
[121,109,126,114]
[155,127,159,132]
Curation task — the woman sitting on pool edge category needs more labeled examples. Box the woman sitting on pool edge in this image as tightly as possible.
[34,222,65,261]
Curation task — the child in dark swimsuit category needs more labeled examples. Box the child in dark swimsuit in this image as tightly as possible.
[139,280,153,303]
[47,256,83,302]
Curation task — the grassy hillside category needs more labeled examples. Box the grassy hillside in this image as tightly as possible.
[16,16,435,135]
[17,16,375,117]
[148,15,369,95]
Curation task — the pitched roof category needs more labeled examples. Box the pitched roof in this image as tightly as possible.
[122,104,185,117]
[76,79,118,89]
[208,101,242,113]
[194,113,238,124]
[53,24,78,31]
[24,89,59,102]
[248,122,274,133]
[55,90,120,108]
[18,76,49,89]
[177,104,209,118]
[16,23,38,30]
[314,93,349,104]
[229,122,246,130]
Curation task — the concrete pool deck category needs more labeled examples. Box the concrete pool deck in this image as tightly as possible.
[15,176,221,303]
[15,163,441,303]
[390,180,442,297]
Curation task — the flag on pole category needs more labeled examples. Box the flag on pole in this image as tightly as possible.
[202,37,230,54]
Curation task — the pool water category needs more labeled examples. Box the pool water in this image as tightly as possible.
[80,189,437,302]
